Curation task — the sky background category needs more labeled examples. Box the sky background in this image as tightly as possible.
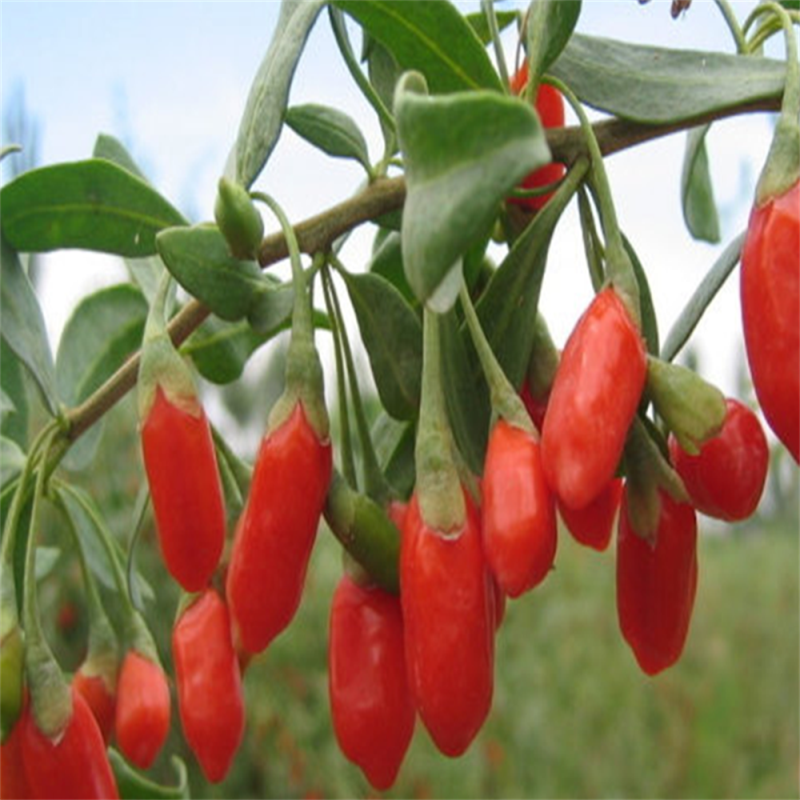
[0,1,783,441]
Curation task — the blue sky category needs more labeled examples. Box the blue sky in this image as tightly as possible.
[0,1,780,408]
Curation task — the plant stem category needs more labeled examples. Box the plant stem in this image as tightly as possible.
[713,0,747,54]
[482,0,510,89]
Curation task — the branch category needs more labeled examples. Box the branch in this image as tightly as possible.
[62,94,781,445]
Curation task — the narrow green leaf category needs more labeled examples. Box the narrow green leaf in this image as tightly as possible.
[1,160,186,257]
[109,751,189,800]
[233,0,326,188]
[0,237,58,415]
[0,437,26,491]
[476,160,585,389]
[465,9,518,46]
[372,412,416,499]
[335,0,503,94]
[622,234,660,358]
[368,231,415,303]
[182,318,273,385]
[342,271,422,420]
[93,134,148,182]
[661,231,745,363]
[365,36,401,145]
[156,225,272,322]
[246,282,295,335]
[550,33,786,123]
[396,73,550,309]
[0,340,29,449]
[526,0,581,86]
[285,104,371,173]
[681,125,721,244]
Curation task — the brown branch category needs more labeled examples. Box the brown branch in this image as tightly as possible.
[63,96,781,444]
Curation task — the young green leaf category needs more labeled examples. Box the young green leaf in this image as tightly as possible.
[156,224,272,322]
[0,237,58,415]
[622,233,660,358]
[368,231,415,303]
[246,282,295,335]
[233,0,326,188]
[0,437,26,491]
[465,9,519,47]
[550,33,786,123]
[681,125,721,244]
[365,36,401,145]
[0,340,29,449]
[1,160,186,257]
[372,412,416,499]
[285,104,371,173]
[396,72,550,309]
[93,133,148,182]
[525,0,581,89]
[341,270,422,421]
[335,0,503,94]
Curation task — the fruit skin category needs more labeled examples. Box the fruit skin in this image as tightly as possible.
[114,650,171,770]
[559,478,623,552]
[140,386,226,592]
[226,402,333,654]
[72,670,116,745]
[508,63,566,212]
[541,287,647,510]
[1,706,31,800]
[328,575,415,791]
[173,589,245,783]
[740,180,800,462]
[669,398,769,521]
[401,489,494,758]
[21,684,119,799]
[616,488,698,676]
[482,420,556,597]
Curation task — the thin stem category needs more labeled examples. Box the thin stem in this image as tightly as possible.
[713,0,747,53]
[577,186,606,292]
[482,0,510,89]
[328,6,396,136]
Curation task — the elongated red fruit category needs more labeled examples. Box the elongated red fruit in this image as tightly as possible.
[541,288,647,510]
[616,488,698,676]
[669,398,769,521]
[141,386,226,591]
[21,685,119,799]
[173,589,245,783]
[740,180,799,462]
[72,670,116,745]
[226,403,332,654]
[401,489,494,757]
[558,478,622,552]
[1,709,31,800]
[482,419,556,597]
[329,575,415,790]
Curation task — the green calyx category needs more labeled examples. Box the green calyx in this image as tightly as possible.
[215,177,265,260]
[324,471,400,594]
[25,634,73,739]
[646,357,727,454]
[416,309,466,533]
[0,624,24,741]
[624,416,689,542]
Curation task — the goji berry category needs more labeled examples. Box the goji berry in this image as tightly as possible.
[558,478,622,552]
[72,670,116,745]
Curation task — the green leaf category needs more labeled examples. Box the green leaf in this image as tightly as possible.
[233,0,326,188]
[341,271,422,420]
[550,33,786,123]
[365,36,401,145]
[93,133,148,182]
[661,231,745,363]
[0,340,29,449]
[476,160,585,389]
[396,73,550,309]
[285,104,371,173]
[681,125,721,244]
[465,9,518,46]
[335,0,503,94]
[56,285,147,469]
[0,437,25,491]
[109,751,189,800]
[526,0,581,87]
[368,231,415,303]
[0,160,186,257]
[372,412,416,499]
[246,282,295,335]
[182,318,273,385]
[156,225,272,322]
[0,237,58,415]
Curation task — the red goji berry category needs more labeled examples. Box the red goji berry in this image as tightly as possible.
[226,402,332,654]
[482,419,556,597]
[329,575,415,790]
[72,670,116,745]
[616,487,698,676]
[740,180,799,463]
[401,489,494,757]
[1,701,31,800]
[541,287,647,510]
[140,386,226,592]
[114,650,171,770]
[558,478,623,552]
[173,589,245,783]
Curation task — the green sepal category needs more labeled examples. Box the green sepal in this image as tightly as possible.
[623,415,689,542]
[0,624,24,741]
[214,177,265,260]
[755,115,800,205]
[25,632,72,739]
[646,357,726,455]
[324,471,400,594]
